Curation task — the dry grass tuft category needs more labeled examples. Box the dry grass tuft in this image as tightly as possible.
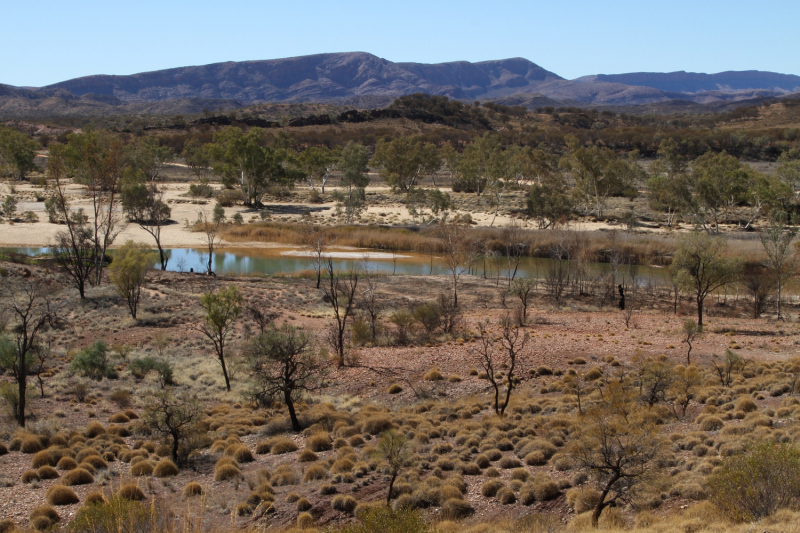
[183,482,204,497]
[46,485,79,506]
[117,483,146,501]
[153,459,179,477]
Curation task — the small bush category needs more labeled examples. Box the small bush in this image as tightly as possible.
[441,498,474,519]
[84,421,106,438]
[226,444,254,463]
[303,464,328,482]
[306,432,332,452]
[532,473,560,501]
[708,440,800,522]
[183,482,203,497]
[69,496,161,533]
[297,512,314,529]
[62,467,94,485]
[130,461,154,477]
[110,389,132,408]
[85,492,107,505]
[481,479,504,498]
[700,416,725,431]
[20,436,43,454]
[46,485,79,505]
[30,505,60,524]
[388,384,403,394]
[153,459,179,477]
[57,457,78,471]
[498,456,522,469]
[424,368,444,381]
[362,416,394,434]
[118,484,146,501]
[214,463,241,482]
[270,438,299,454]
[332,494,358,514]
[71,340,116,380]
[497,487,517,504]
[298,449,319,462]
[38,466,59,480]
[21,469,40,483]
[108,413,130,424]
[566,486,600,513]
[31,450,55,468]
[0,520,13,533]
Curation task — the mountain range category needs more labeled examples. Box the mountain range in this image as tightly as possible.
[2,52,799,119]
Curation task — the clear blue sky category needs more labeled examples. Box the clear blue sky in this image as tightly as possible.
[2,0,798,87]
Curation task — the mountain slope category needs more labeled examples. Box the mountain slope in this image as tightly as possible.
[44,52,563,103]
[586,71,800,94]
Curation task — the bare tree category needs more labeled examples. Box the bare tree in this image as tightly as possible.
[321,259,359,366]
[682,319,700,365]
[760,222,797,320]
[501,221,527,286]
[0,284,61,426]
[374,430,412,507]
[509,277,535,324]
[144,390,201,466]
[436,221,479,307]
[246,302,278,335]
[196,210,221,274]
[472,317,528,416]
[245,324,327,431]
[358,275,383,341]
[305,226,332,289]
[566,403,664,527]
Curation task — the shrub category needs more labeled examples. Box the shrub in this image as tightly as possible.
[110,389,132,408]
[62,467,94,485]
[81,455,108,470]
[296,497,313,512]
[109,413,130,424]
[320,484,337,495]
[31,505,60,526]
[700,416,725,431]
[423,368,444,381]
[332,494,358,514]
[117,484,146,501]
[0,443,7,455]
[271,465,300,486]
[69,496,162,533]
[128,357,173,386]
[481,479,504,498]
[214,463,241,482]
[38,466,59,480]
[441,498,474,519]
[298,449,319,462]
[306,432,332,452]
[566,486,600,513]
[21,469,40,483]
[362,416,394,434]
[388,384,403,394]
[20,436,43,454]
[532,473,560,501]
[497,487,517,504]
[130,461,154,477]
[303,464,328,482]
[57,457,78,471]
[708,441,800,522]
[46,485,79,505]
[498,456,522,469]
[297,512,314,529]
[181,482,202,498]
[84,421,106,439]
[0,520,14,533]
[226,444,254,463]
[71,340,116,380]
[153,459,179,477]
[31,450,55,468]
[338,506,429,533]
[270,438,299,454]
[85,492,107,505]
[31,516,52,531]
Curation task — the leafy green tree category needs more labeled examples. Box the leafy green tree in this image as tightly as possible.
[209,127,288,206]
[670,232,741,328]
[647,139,692,227]
[109,241,157,319]
[245,324,326,431]
[526,172,574,229]
[372,136,438,192]
[197,285,242,391]
[298,146,338,193]
[560,139,637,218]
[333,142,371,223]
[776,148,800,196]
[121,181,172,270]
[0,127,38,181]
[690,151,753,231]
[406,188,452,224]
[125,136,173,182]
[455,133,505,195]
[181,138,214,181]
[1,195,17,220]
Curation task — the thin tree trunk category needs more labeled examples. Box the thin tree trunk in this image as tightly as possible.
[286,390,300,431]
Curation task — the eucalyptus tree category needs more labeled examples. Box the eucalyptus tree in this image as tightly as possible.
[0,126,37,181]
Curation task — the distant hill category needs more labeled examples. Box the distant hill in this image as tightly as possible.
[1,53,799,119]
[44,52,563,103]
